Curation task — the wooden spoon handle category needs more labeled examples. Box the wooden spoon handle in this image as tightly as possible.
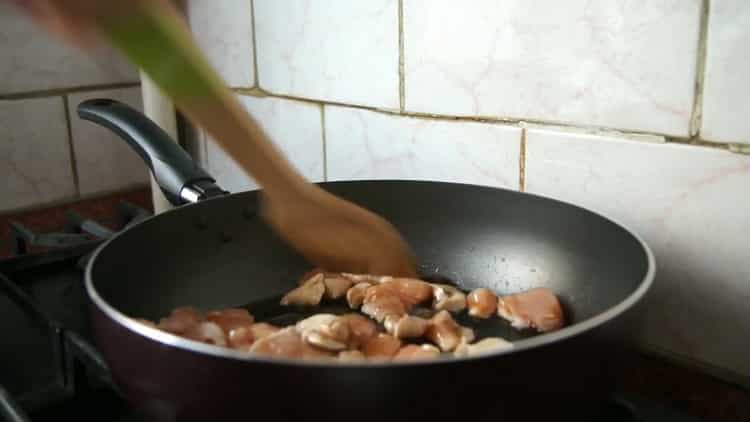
[97,2,308,199]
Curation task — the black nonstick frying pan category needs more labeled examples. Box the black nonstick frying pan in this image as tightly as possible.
[77,99,654,422]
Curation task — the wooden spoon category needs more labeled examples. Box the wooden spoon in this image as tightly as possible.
[93,1,417,277]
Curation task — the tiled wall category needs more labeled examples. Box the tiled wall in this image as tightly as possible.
[187,0,750,383]
[0,2,146,213]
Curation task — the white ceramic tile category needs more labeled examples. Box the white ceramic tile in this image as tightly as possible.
[0,97,76,211]
[701,0,750,145]
[254,0,399,108]
[325,106,521,189]
[68,88,150,196]
[404,0,701,136]
[525,129,750,378]
[186,0,255,88]
[0,2,137,95]
[205,96,324,193]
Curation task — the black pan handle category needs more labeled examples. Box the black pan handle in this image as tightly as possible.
[77,98,226,205]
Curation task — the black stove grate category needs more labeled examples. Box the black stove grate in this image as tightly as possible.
[0,201,151,422]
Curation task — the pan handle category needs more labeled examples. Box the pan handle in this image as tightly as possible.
[77,98,226,205]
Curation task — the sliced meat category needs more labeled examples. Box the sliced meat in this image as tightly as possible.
[206,308,254,334]
[386,278,433,307]
[340,313,378,348]
[497,287,564,332]
[249,327,333,360]
[157,306,203,335]
[346,282,371,309]
[280,273,325,306]
[295,314,350,352]
[338,350,366,362]
[249,322,281,340]
[393,344,441,361]
[362,333,402,360]
[361,283,407,323]
[227,326,255,350]
[424,310,474,352]
[298,268,324,284]
[467,288,497,319]
[184,321,227,346]
[385,314,429,340]
[431,284,467,313]
[341,273,392,284]
[323,274,354,300]
[454,337,513,357]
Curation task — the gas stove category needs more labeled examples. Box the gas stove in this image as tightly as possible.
[0,198,709,422]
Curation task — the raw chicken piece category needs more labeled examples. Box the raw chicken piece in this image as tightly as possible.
[361,283,407,323]
[322,274,353,300]
[340,313,378,348]
[385,315,429,339]
[454,337,513,357]
[280,273,325,306]
[431,284,467,313]
[424,310,474,352]
[296,314,350,351]
[297,269,353,300]
[249,327,333,361]
[249,323,281,340]
[362,333,402,360]
[393,344,441,361]
[298,268,324,284]
[346,282,371,309]
[386,279,433,307]
[184,321,227,346]
[206,308,254,334]
[158,306,203,335]
[338,350,366,362]
[496,287,564,332]
[341,273,392,284]
[227,326,255,350]
[467,288,497,319]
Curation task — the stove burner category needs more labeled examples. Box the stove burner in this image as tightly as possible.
[0,200,152,422]
[6,201,151,271]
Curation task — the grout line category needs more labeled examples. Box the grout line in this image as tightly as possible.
[519,128,527,192]
[320,105,328,181]
[398,0,405,112]
[231,89,739,152]
[61,95,81,198]
[689,0,711,137]
[0,82,141,100]
[249,0,261,89]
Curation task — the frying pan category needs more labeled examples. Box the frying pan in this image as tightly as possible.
[78,99,654,422]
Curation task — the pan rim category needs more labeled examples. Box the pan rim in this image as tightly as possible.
[85,180,655,369]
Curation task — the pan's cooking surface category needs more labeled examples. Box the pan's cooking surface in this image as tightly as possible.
[90,181,649,336]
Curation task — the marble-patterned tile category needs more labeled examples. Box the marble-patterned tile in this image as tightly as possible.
[186,0,255,88]
[0,97,76,211]
[0,1,137,94]
[325,106,521,189]
[701,0,750,145]
[404,0,701,136]
[254,0,399,109]
[68,88,150,196]
[525,128,750,378]
[205,95,324,193]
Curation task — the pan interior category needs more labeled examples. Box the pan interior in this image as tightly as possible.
[89,181,650,342]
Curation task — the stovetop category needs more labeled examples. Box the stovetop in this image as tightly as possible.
[0,198,707,422]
